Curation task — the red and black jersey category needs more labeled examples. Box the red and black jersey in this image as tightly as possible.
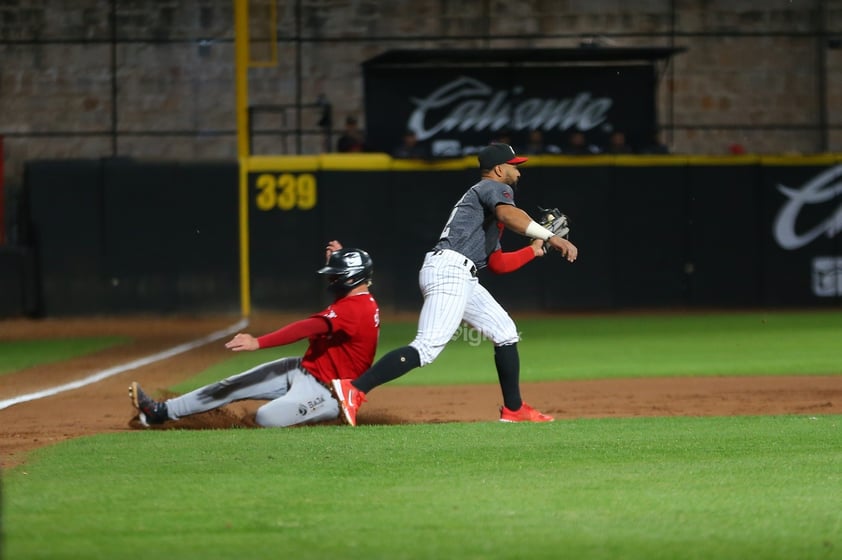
[302,292,380,385]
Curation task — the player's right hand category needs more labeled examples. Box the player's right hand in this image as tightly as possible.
[547,236,578,262]
[325,239,343,262]
[529,238,546,257]
[225,333,259,352]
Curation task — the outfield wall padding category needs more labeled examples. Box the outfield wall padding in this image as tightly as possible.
[20,159,239,317]
[15,155,842,317]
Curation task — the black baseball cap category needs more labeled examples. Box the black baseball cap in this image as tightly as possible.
[478,143,528,169]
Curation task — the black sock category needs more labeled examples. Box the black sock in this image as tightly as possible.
[495,343,522,411]
[352,346,421,394]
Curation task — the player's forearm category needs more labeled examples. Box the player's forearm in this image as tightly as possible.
[487,246,536,274]
[496,205,554,240]
[257,317,330,348]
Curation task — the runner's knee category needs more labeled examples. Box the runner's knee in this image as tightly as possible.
[254,404,288,427]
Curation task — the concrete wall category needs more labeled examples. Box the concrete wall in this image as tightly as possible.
[2,0,842,241]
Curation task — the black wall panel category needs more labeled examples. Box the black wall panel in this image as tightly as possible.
[0,246,36,317]
[609,165,689,307]
[24,160,104,315]
[23,159,238,316]
[18,157,842,317]
[759,164,842,306]
[102,161,239,313]
[686,165,762,306]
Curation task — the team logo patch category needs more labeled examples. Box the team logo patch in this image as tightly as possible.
[503,191,511,198]
[344,252,363,267]
[812,257,842,297]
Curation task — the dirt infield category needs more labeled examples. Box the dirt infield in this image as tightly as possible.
[2,313,841,469]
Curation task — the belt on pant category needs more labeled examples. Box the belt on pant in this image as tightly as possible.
[431,249,477,277]
[300,362,334,393]
[312,373,335,394]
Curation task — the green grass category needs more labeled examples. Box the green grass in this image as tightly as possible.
[175,311,842,393]
[0,337,129,376]
[4,311,842,559]
[7,312,840,388]
[4,415,841,560]
[511,311,842,380]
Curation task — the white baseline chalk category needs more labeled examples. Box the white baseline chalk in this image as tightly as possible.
[0,317,249,411]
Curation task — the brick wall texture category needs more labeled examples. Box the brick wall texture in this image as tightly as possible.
[2,0,842,188]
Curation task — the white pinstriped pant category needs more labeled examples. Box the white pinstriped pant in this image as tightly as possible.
[409,249,519,366]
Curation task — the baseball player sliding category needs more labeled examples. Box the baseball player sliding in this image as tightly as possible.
[333,142,578,426]
[129,241,381,428]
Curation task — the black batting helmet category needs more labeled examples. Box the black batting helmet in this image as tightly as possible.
[317,248,373,294]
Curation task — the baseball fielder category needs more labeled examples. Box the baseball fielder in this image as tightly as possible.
[333,143,578,425]
[129,241,380,428]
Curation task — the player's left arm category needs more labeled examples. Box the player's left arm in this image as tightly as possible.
[487,240,545,274]
[495,204,578,263]
[226,317,330,352]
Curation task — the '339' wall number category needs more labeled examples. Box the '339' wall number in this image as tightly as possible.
[254,173,317,211]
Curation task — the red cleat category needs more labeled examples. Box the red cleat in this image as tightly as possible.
[331,378,366,427]
[499,402,554,423]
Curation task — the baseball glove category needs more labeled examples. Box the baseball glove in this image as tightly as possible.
[536,206,570,254]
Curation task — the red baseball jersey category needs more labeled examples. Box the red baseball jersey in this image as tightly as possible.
[302,291,380,385]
